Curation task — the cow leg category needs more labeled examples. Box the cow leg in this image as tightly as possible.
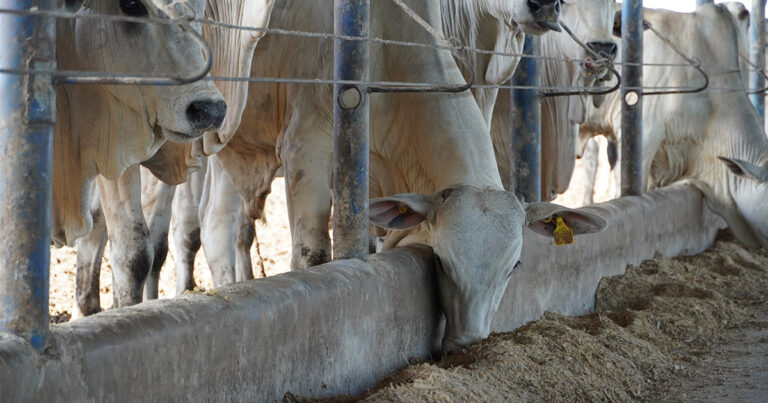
[581,137,600,206]
[235,211,256,282]
[172,164,206,295]
[281,122,332,270]
[140,168,177,301]
[74,189,106,317]
[97,165,153,308]
[199,156,239,287]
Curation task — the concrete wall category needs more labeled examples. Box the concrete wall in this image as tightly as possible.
[0,184,725,402]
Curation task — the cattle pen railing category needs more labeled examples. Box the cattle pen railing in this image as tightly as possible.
[0,0,764,399]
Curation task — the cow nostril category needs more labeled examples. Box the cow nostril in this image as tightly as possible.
[553,0,561,14]
[186,100,227,131]
[587,41,619,60]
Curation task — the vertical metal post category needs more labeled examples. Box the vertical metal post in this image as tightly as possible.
[510,36,541,203]
[695,0,713,7]
[750,0,766,121]
[0,0,56,350]
[333,0,370,261]
[621,0,643,197]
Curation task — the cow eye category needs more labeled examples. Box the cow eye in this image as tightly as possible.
[507,261,521,279]
[433,254,443,270]
[120,0,148,17]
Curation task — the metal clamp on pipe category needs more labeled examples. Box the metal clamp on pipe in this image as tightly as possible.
[643,22,709,96]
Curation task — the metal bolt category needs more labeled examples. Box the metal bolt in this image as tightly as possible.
[339,86,362,109]
[624,90,639,106]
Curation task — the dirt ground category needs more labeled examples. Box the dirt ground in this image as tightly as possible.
[49,178,293,321]
[352,236,768,402]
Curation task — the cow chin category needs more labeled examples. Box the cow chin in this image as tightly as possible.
[161,126,205,144]
[517,20,554,35]
[436,260,512,355]
[153,83,226,143]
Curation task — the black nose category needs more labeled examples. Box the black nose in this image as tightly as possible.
[587,41,618,60]
[528,0,562,31]
[186,100,227,131]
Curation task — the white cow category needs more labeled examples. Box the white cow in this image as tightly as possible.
[440,0,562,123]
[491,0,617,201]
[580,2,754,207]
[53,0,225,248]
[208,0,606,353]
[71,0,275,314]
[582,4,768,250]
[195,0,567,278]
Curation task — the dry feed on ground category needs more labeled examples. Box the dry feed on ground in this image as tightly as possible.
[355,237,768,402]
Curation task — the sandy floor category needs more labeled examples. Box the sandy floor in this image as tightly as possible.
[355,237,768,402]
[49,178,293,321]
[553,136,618,208]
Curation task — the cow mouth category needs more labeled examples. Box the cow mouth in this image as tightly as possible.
[583,56,608,78]
[535,20,561,32]
[161,127,203,144]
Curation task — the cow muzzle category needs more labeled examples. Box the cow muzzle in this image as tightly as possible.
[587,41,618,61]
[528,0,562,32]
[186,100,227,132]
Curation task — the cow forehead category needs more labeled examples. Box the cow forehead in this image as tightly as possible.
[563,0,615,34]
[433,187,525,252]
[145,0,206,17]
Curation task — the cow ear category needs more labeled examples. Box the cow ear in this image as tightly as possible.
[485,23,524,85]
[526,203,608,238]
[369,193,434,231]
[613,11,651,37]
[718,156,768,182]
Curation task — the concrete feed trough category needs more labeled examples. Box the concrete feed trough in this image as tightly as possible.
[0,184,724,401]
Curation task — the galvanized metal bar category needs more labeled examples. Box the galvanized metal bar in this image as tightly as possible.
[621,0,643,197]
[750,0,767,121]
[510,36,542,203]
[332,0,370,262]
[0,0,55,350]
[695,0,713,7]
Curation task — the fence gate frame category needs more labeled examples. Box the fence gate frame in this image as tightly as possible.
[0,0,56,351]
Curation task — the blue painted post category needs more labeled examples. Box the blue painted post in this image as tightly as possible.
[695,0,713,7]
[621,0,643,197]
[750,0,766,121]
[333,0,370,261]
[510,36,541,203]
[0,0,56,350]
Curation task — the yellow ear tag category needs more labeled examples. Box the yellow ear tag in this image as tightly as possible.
[399,205,409,214]
[553,216,575,246]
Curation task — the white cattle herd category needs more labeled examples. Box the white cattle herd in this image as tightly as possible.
[39,0,768,353]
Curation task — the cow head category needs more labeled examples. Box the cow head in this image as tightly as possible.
[60,0,226,142]
[200,0,275,155]
[563,0,617,89]
[718,156,768,248]
[480,0,563,84]
[538,0,616,201]
[52,0,227,246]
[370,186,607,353]
[440,0,561,123]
